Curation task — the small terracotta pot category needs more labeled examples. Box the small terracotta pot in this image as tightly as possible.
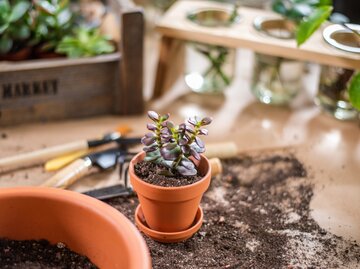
[0,187,151,269]
[0,47,31,61]
[129,152,211,233]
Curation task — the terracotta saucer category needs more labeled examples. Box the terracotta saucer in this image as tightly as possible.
[135,205,203,243]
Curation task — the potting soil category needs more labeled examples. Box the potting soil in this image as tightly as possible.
[109,150,360,269]
[0,239,98,269]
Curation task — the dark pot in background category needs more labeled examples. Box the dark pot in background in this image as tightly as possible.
[0,47,32,61]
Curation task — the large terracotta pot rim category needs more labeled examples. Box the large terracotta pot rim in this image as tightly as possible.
[129,151,211,191]
[0,187,151,269]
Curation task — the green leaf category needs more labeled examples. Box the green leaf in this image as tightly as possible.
[0,23,9,34]
[349,73,360,110]
[12,24,30,40]
[9,1,30,22]
[0,0,10,17]
[296,5,332,46]
[0,36,12,54]
[36,0,57,15]
[57,9,72,26]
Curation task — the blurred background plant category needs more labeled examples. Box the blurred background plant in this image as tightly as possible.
[271,0,333,46]
[0,0,32,55]
[56,26,115,58]
[0,0,116,59]
[31,0,76,54]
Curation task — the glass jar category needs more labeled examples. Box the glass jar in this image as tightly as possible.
[185,43,236,94]
[315,66,358,120]
[251,54,304,105]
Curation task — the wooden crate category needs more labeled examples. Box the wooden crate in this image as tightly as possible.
[0,0,144,126]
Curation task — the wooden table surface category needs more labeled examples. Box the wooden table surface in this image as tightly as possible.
[0,46,359,246]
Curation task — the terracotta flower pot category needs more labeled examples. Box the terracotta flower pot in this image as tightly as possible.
[129,152,211,233]
[0,47,31,61]
[0,187,151,269]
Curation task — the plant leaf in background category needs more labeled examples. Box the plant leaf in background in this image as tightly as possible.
[296,5,333,46]
[9,1,30,22]
[349,73,360,110]
[56,27,115,58]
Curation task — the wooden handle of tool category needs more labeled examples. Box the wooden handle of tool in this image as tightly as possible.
[210,158,222,177]
[0,140,88,170]
[41,158,92,189]
[205,142,238,159]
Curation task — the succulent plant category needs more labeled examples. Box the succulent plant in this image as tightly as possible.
[141,111,212,176]
[31,0,75,52]
[55,26,115,58]
[0,0,32,54]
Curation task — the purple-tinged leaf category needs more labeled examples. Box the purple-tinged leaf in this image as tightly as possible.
[161,146,181,161]
[148,111,159,122]
[185,125,195,134]
[164,142,177,150]
[201,117,212,126]
[181,145,191,155]
[160,127,170,135]
[190,148,201,160]
[145,132,155,138]
[195,137,204,148]
[180,158,195,170]
[160,113,170,121]
[141,136,156,146]
[176,165,197,176]
[166,121,175,129]
[191,142,205,153]
[178,123,186,131]
[188,117,199,126]
[147,123,157,131]
[198,128,208,135]
[179,137,188,146]
[143,145,157,152]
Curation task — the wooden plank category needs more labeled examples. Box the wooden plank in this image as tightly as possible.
[0,53,120,72]
[156,1,360,70]
[115,7,145,115]
[152,37,185,99]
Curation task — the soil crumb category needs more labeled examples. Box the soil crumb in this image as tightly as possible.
[0,239,98,269]
[134,160,202,187]
[109,151,360,269]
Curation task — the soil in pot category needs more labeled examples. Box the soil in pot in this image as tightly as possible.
[0,238,98,269]
[134,161,202,187]
[109,149,360,269]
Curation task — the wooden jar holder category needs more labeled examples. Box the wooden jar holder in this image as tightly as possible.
[153,0,360,99]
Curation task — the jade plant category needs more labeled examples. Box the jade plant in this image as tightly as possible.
[141,111,212,176]
[31,0,75,53]
[55,27,115,58]
[272,0,333,46]
[0,0,31,54]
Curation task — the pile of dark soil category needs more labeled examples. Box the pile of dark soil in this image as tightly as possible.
[135,161,202,187]
[109,150,360,269]
[0,239,98,269]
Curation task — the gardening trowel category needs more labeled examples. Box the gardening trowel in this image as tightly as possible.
[0,125,131,171]
[41,138,140,189]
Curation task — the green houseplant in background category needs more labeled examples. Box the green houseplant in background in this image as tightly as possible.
[0,0,32,59]
[0,0,116,60]
[271,0,360,121]
[31,0,75,57]
[56,27,115,58]
[185,4,239,94]
[251,0,333,105]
